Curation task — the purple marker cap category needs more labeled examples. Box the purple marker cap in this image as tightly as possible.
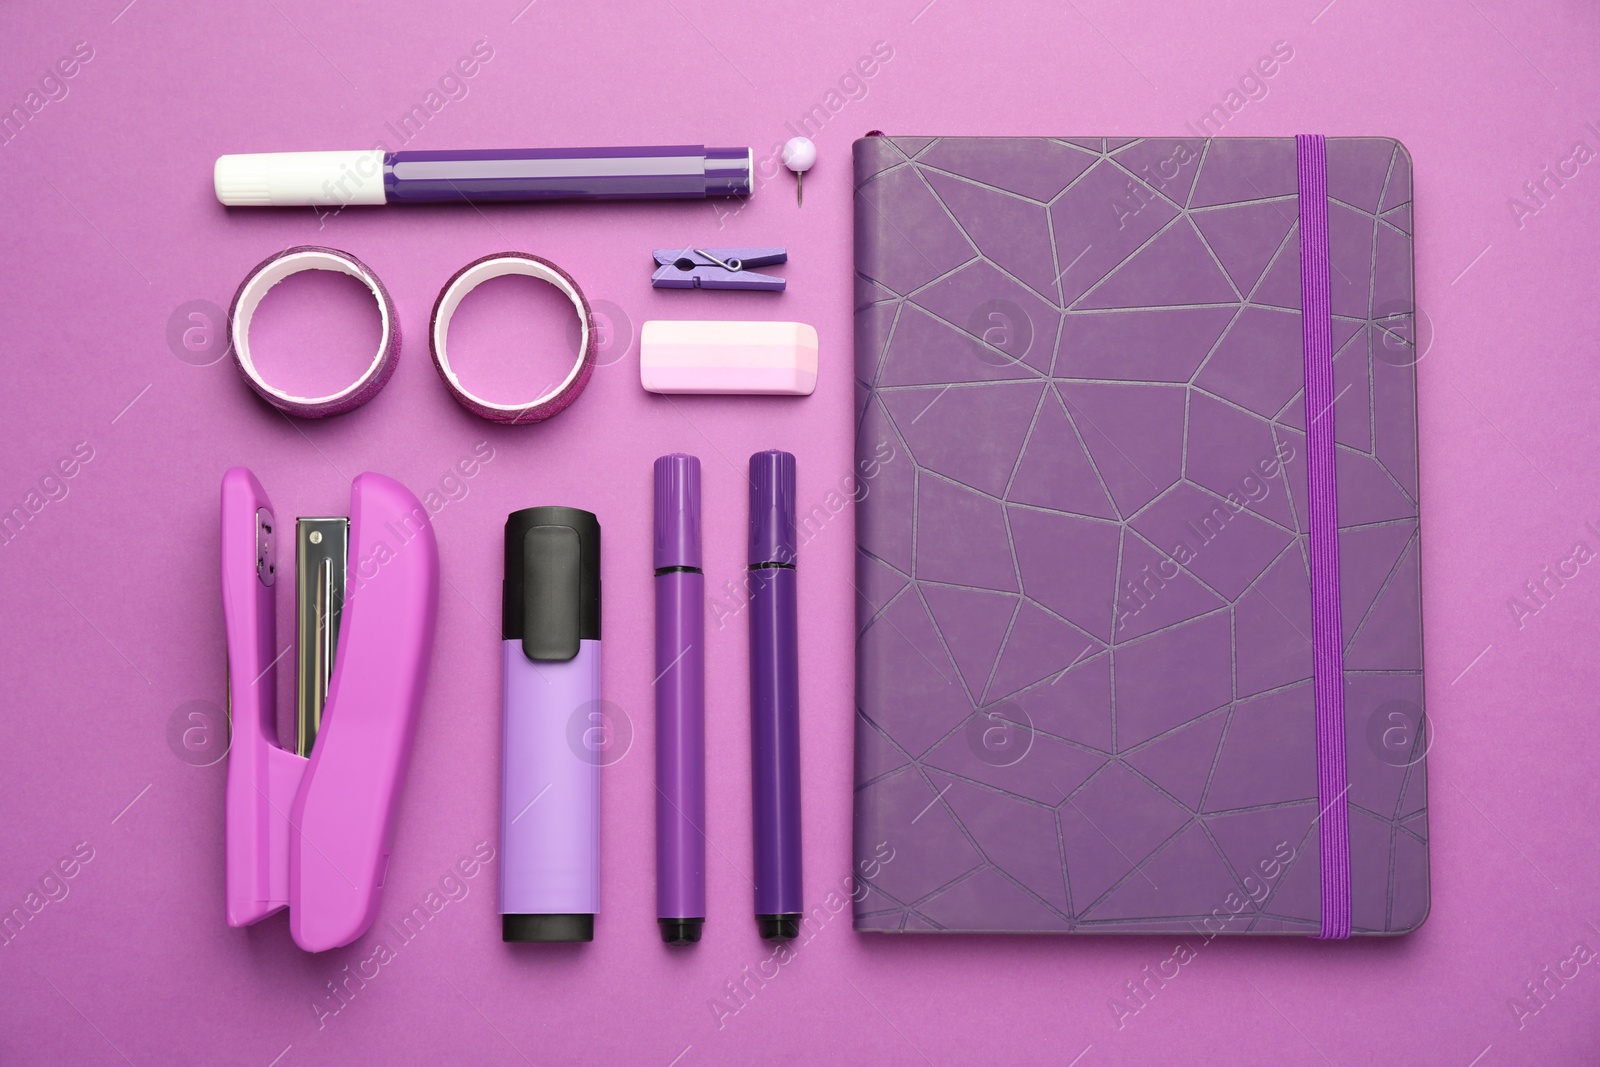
[704,148,754,198]
[653,454,702,571]
[748,450,796,566]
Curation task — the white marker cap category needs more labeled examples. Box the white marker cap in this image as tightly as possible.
[214,150,388,207]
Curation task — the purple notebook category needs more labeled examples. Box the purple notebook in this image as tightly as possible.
[851,135,1427,936]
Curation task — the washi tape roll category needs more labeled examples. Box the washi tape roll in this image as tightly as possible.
[228,246,398,418]
[429,252,596,425]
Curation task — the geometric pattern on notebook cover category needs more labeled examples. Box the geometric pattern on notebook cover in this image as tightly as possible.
[852,136,1427,934]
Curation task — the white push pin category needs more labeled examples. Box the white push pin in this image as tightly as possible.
[782,137,816,207]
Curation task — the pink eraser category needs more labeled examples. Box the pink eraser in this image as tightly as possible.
[640,320,818,395]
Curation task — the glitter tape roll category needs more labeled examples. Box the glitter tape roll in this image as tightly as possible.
[429,252,595,425]
[228,246,398,418]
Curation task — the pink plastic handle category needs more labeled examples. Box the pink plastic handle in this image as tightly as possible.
[221,468,438,952]
[289,473,438,950]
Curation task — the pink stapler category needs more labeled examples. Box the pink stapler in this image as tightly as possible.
[220,467,439,952]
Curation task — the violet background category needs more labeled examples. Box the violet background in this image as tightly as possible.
[1,0,1597,1064]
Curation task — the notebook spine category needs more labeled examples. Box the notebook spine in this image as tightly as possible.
[851,135,893,928]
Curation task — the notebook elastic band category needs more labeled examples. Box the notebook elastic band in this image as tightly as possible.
[1296,133,1352,940]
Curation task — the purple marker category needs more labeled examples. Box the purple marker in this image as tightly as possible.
[214,146,753,207]
[654,455,707,946]
[748,450,802,941]
[500,507,601,943]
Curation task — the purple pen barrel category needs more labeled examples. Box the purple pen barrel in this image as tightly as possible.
[654,455,707,946]
[748,451,802,940]
[385,146,752,202]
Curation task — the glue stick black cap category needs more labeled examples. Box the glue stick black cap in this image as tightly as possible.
[503,507,601,662]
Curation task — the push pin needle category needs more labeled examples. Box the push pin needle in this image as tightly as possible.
[782,137,816,207]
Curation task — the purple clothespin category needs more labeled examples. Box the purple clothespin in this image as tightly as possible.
[652,248,787,292]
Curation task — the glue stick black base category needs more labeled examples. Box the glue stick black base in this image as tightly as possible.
[502,913,594,943]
